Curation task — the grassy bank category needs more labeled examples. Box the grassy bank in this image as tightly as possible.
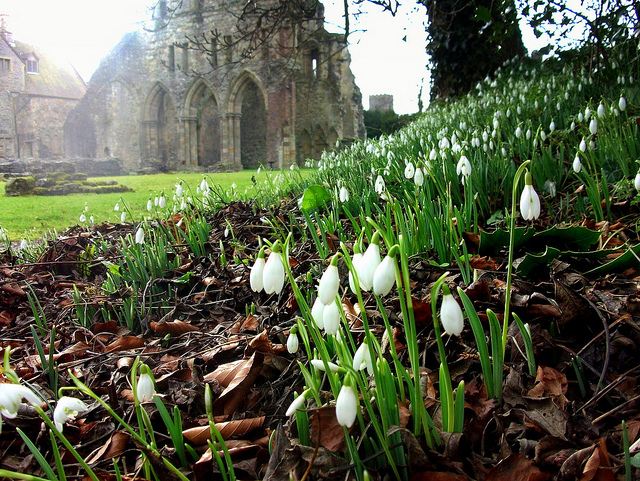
[0,169,306,241]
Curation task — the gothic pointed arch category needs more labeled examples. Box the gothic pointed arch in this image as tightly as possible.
[228,70,267,169]
[297,129,312,164]
[312,126,327,159]
[142,82,176,170]
[327,127,339,150]
[184,79,221,167]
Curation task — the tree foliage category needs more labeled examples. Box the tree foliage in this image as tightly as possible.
[420,0,526,100]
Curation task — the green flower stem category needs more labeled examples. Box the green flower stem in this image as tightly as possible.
[430,274,455,431]
[503,159,530,353]
[67,373,190,481]
[0,470,50,481]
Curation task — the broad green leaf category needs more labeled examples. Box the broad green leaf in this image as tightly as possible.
[479,227,535,255]
[300,184,331,212]
[585,244,640,276]
[533,226,600,251]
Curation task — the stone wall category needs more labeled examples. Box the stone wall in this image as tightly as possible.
[65,0,365,172]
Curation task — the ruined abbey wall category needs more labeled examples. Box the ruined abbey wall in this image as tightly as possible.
[65,0,365,172]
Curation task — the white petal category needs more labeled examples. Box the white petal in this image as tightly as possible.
[250,257,265,292]
[318,264,340,306]
[285,393,306,416]
[322,302,340,335]
[336,385,358,428]
[372,256,396,296]
[440,294,464,336]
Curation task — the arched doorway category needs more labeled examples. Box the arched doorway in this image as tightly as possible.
[143,83,176,170]
[187,81,220,167]
[240,81,266,169]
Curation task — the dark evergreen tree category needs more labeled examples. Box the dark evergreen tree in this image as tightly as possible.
[420,0,526,100]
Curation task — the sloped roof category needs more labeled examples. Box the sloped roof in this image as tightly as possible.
[12,40,86,99]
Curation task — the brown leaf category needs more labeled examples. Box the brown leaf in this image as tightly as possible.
[182,416,265,445]
[0,310,14,327]
[248,330,273,353]
[91,320,119,334]
[484,453,550,481]
[527,366,568,409]
[579,439,614,481]
[310,406,347,452]
[468,255,498,271]
[0,283,26,297]
[104,336,145,353]
[204,359,247,387]
[149,320,199,335]
[85,431,130,464]
[211,352,264,415]
[411,296,433,326]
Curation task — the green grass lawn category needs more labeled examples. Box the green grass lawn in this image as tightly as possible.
[0,170,288,241]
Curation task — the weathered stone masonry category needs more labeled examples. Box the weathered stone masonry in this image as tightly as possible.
[65,0,365,172]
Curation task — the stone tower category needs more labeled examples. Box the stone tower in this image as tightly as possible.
[65,0,365,172]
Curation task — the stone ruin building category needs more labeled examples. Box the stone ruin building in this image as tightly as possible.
[65,0,365,173]
[0,15,86,162]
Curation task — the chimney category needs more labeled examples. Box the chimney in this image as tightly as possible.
[0,15,14,46]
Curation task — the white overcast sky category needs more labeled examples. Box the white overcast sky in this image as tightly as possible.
[0,0,546,114]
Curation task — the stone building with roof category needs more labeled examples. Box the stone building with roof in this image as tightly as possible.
[65,0,365,172]
[0,15,86,160]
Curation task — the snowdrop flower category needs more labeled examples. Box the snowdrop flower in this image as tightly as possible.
[570,121,576,131]
[310,359,340,373]
[339,186,349,203]
[526,129,532,140]
[540,131,547,141]
[597,104,605,118]
[585,107,591,120]
[579,139,587,152]
[318,255,340,305]
[287,328,299,354]
[578,112,584,122]
[257,166,261,174]
[154,196,159,206]
[84,203,89,212]
[53,396,88,432]
[79,213,86,223]
[175,183,184,197]
[114,202,120,211]
[372,249,397,296]
[440,285,464,336]
[520,172,541,221]
[358,233,381,292]
[136,366,155,403]
[336,381,358,428]
[0,384,40,429]
[348,248,363,294]
[374,175,385,194]
[404,162,415,179]
[589,119,598,135]
[120,211,126,223]
[619,97,627,112]
[456,155,471,178]
[311,297,325,329]
[263,244,285,295]
[634,172,640,192]
[414,167,424,186]
[549,121,556,132]
[322,301,340,336]
[158,196,166,208]
[352,340,373,374]
[135,226,145,244]
[147,199,153,212]
[285,391,308,416]
[200,179,208,192]
[572,156,582,173]
[515,126,522,138]
[19,239,28,250]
